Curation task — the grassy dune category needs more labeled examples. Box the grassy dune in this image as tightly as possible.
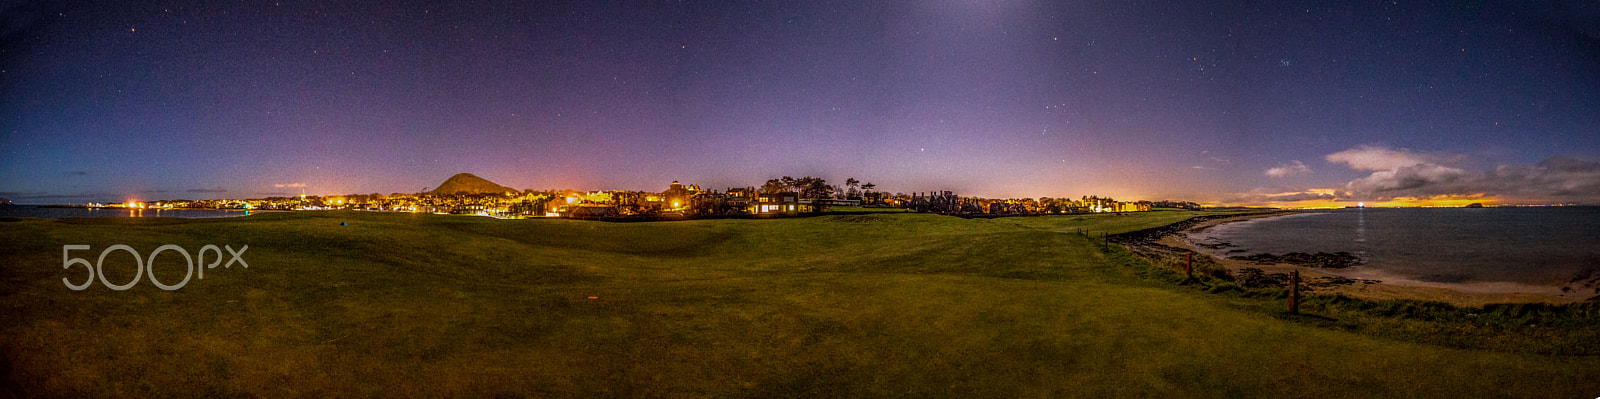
[2,210,1597,397]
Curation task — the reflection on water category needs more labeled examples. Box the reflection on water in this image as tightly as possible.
[1354,208,1368,260]
[0,206,253,219]
[1354,208,1365,242]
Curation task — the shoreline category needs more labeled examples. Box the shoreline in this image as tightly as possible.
[0,206,277,220]
[1157,212,1584,306]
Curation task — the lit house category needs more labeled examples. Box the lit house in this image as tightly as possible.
[754,192,799,215]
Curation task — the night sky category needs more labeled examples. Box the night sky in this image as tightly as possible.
[4,1,1598,206]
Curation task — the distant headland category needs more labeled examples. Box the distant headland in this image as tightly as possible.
[428,173,518,195]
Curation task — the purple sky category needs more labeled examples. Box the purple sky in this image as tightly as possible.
[4,1,1598,205]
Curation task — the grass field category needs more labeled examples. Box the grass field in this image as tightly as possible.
[2,210,1598,397]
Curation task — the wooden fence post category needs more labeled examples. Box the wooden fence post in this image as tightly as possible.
[1186,251,1193,279]
[1289,270,1300,314]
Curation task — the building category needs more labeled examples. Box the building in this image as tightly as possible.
[754,192,800,215]
[725,187,754,210]
[662,181,700,210]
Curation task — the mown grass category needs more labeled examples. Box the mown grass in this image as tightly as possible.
[1,210,1597,397]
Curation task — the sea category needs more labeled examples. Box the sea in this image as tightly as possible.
[1187,207,1600,287]
[0,206,255,219]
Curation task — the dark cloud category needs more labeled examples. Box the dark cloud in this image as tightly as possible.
[64,171,87,176]
[1329,147,1600,203]
[187,188,228,193]
[1342,163,1470,193]
[1222,187,1336,204]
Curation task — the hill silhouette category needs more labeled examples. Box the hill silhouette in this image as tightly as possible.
[429,173,518,195]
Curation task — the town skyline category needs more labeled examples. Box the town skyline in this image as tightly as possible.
[4,2,1597,207]
[39,172,1171,210]
[18,169,1581,211]
[6,148,1600,208]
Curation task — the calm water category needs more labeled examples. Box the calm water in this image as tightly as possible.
[0,206,255,219]
[1189,207,1600,285]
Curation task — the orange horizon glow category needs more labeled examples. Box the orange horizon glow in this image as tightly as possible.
[1218,195,1513,209]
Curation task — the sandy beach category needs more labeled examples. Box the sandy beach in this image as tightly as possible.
[1162,212,1586,306]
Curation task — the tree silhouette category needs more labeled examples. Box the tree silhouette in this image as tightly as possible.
[780,176,796,192]
[760,179,787,194]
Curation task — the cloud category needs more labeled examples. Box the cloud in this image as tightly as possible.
[187,188,228,193]
[1265,160,1312,178]
[275,183,306,188]
[1222,187,1338,204]
[1341,163,1469,193]
[64,171,88,176]
[1472,156,1600,199]
[1267,192,1336,202]
[1324,145,1448,171]
[1327,146,1600,203]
